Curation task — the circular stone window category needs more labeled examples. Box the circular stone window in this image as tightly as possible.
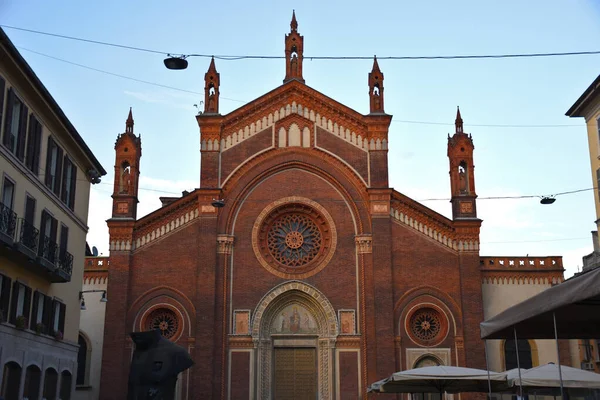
[406,307,448,347]
[253,197,336,279]
[145,308,181,340]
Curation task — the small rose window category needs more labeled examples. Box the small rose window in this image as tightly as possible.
[407,307,448,346]
[145,308,180,340]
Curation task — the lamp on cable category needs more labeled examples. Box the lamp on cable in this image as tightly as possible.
[164,54,189,70]
[80,290,108,311]
[211,198,225,208]
[540,196,556,205]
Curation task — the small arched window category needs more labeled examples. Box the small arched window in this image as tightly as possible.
[24,364,42,400]
[1,361,22,399]
[505,339,533,370]
[77,333,90,386]
[43,367,58,400]
[60,370,73,400]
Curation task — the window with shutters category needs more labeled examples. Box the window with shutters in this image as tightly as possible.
[2,88,29,160]
[45,136,63,196]
[0,76,5,137]
[9,281,31,325]
[51,299,65,335]
[61,156,77,210]
[0,273,11,322]
[59,224,69,263]
[597,169,600,198]
[39,210,58,264]
[25,195,36,224]
[29,291,52,334]
[25,114,43,175]
[2,176,15,210]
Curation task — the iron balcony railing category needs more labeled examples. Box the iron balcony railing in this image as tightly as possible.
[0,202,17,239]
[58,249,73,276]
[18,218,39,253]
[39,235,58,265]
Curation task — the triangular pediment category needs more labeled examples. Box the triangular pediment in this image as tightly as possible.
[208,80,388,155]
[221,80,370,136]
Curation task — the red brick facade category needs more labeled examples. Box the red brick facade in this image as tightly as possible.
[99,15,563,400]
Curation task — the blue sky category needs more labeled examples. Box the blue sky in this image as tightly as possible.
[1,0,599,276]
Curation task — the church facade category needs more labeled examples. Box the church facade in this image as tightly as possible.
[99,14,568,400]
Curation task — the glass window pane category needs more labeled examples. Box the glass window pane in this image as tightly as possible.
[16,285,25,316]
[2,179,14,209]
[37,295,44,324]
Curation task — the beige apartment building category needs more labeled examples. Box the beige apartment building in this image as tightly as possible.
[74,254,108,400]
[567,74,600,272]
[566,74,600,373]
[0,27,106,399]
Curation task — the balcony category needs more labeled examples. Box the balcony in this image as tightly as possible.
[0,202,17,246]
[0,203,72,283]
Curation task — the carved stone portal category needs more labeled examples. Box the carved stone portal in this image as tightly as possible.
[251,281,339,399]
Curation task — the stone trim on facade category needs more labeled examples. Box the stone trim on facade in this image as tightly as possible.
[216,234,235,254]
[480,256,564,284]
[109,208,199,252]
[390,203,479,252]
[481,275,563,285]
[216,99,384,154]
[354,234,373,254]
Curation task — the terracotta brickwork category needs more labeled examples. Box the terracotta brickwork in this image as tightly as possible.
[99,13,564,400]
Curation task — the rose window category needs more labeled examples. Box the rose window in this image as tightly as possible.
[253,199,337,279]
[267,213,322,267]
[146,308,180,340]
[409,308,443,343]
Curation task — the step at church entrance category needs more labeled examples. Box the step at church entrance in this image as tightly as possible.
[273,348,317,400]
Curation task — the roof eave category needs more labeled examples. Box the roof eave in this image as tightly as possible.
[0,27,107,175]
[565,74,600,118]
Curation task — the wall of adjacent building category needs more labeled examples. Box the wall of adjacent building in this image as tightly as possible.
[584,102,600,224]
[75,262,107,400]
[0,65,92,344]
[0,27,104,400]
[482,281,574,371]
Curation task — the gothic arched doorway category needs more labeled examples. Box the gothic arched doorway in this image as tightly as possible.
[413,355,443,400]
[251,281,339,399]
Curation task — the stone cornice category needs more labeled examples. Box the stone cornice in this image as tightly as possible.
[390,190,479,252]
[480,256,565,284]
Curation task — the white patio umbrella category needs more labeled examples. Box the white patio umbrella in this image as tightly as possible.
[368,365,508,394]
[507,363,600,390]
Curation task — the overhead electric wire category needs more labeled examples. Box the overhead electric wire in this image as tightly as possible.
[18,46,202,95]
[417,187,594,202]
[2,24,167,55]
[3,24,600,61]
[481,237,589,244]
[392,120,580,128]
[12,46,585,128]
[17,46,247,102]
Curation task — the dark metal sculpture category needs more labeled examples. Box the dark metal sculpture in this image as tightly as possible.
[127,330,194,400]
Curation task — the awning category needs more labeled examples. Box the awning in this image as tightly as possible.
[507,363,600,390]
[368,365,508,394]
[480,266,600,339]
